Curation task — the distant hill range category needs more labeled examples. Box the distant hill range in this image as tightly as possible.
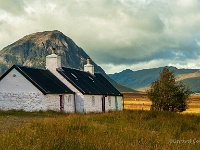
[0,30,133,92]
[109,67,200,93]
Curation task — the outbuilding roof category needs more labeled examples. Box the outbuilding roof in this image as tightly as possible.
[57,67,122,96]
[0,65,74,95]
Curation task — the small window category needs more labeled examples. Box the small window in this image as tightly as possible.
[68,95,71,104]
[108,96,111,106]
[92,96,95,106]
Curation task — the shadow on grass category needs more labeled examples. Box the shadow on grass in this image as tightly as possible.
[0,110,68,117]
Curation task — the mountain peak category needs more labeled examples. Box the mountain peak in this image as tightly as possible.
[2,30,68,51]
[17,30,68,45]
[0,30,93,71]
[24,30,63,38]
[121,69,133,74]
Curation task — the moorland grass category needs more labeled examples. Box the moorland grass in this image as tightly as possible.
[0,110,200,150]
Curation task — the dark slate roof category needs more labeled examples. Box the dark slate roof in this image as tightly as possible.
[0,65,74,95]
[57,67,122,96]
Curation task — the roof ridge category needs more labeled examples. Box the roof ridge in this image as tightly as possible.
[61,66,84,72]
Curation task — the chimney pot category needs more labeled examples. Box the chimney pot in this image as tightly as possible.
[46,48,61,72]
[87,57,90,64]
[84,57,94,74]
[52,47,56,54]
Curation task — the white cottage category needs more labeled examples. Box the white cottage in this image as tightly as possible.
[46,52,123,113]
[0,65,74,112]
[0,51,123,113]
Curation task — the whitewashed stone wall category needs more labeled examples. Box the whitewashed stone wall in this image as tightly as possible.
[0,92,45,111]
[116,96,123,110]
[84,95,102,113]
[111,96,117,110]
[104,96,123,111]
[75,92,84,113]
[44,94,74,112]
[44,94,60,112]
[0,93,75,112]
[79,95,123,113]
[63,94,75,113]
[104,96,115,111]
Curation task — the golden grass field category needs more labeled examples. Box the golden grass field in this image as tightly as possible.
[1,110,200,149]
[122,92,200,114]
[1,96,200,149]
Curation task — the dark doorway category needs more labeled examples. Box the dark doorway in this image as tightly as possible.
[59,95,64,112]
[102,96,105,112]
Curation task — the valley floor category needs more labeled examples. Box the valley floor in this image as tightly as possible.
[1,94,200,149]
[122,92,200,114]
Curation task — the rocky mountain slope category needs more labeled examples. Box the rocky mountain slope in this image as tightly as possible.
[109,67,200,92]
[0,30,133,92]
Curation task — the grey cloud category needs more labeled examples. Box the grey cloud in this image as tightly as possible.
[0,0,25,15]
[92,38,200,66]
[1,0,200,73]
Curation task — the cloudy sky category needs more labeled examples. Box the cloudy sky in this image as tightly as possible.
[0,0,200,73]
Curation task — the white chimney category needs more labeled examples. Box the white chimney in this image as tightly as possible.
[46,47,61,73]
[84,57,94,74]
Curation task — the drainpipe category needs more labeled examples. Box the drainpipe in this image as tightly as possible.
[123,96,124,110]
[73,93,76,113]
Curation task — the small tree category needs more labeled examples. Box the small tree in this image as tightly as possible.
[147,67,191,112]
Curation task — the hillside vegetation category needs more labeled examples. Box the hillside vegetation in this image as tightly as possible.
[109,67,200,92]
[0,110,200,150]
[176,71,200,81]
